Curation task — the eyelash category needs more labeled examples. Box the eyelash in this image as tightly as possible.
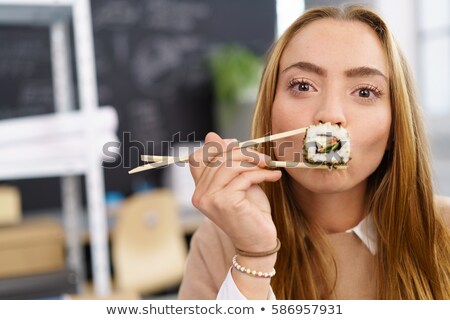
[353,84,384,101]
[287,78,315,95]
[287,79,384,101]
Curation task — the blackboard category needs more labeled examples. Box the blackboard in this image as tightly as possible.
[0,26,54,119]
[0,0,276,210]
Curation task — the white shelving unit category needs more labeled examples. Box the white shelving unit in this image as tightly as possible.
[0,0,111,296]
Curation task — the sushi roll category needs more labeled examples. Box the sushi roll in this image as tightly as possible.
[303,122,351,167]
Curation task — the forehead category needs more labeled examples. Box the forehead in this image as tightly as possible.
[280,19,388,76]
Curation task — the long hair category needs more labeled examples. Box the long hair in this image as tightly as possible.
[251,5,450,299]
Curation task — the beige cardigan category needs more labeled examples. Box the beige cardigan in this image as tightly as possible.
[178,196,450,300]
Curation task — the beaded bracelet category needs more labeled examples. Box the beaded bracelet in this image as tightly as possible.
[232,255,276,278]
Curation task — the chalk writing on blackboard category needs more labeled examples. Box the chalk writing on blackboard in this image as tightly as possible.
[93,0,140,30]
[143,0,210,32]
[131,35,202,94]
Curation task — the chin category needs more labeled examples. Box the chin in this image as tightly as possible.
[287,167,358,194]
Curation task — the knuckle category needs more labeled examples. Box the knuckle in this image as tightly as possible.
[230,199,249,214]
[230,201,244,212]
[237,170,252,180]
[210,193,223,209]
[192,190,216,212]
[191,193,199,208]
[191,192,204,209]
[189,150,203,168]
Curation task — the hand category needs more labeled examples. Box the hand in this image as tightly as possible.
[190,132,282,252]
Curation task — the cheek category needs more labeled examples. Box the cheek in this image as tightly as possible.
[351,112,391,171]
[354,113,391,150]
[271,94,313,134]
[271,97,312,161]
[271,98,290,134]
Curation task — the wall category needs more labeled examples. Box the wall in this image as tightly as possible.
[0,0,276,211]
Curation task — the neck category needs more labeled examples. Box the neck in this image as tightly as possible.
[291,180,369,233]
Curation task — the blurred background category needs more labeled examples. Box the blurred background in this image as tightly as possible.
[0,0,448,299]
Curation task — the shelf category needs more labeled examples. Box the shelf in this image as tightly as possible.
[0,106,118,180]
[0,0,73,26]
[0,159,87,181]
[26,207,204,244]
[0,0,112,296]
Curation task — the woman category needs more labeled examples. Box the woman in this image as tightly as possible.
[178,5,450,299]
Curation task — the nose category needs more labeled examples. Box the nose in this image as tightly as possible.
[313,93,347,126]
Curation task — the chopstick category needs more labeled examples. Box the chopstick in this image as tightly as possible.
[268,161,347,170]
[129,158,347,173]
[140,155,188,163]
[129,126,308,174]
[140,156,346,169]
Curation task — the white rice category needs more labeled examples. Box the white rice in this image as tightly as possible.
[303,122,351,166]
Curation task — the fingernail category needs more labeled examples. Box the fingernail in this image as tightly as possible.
[224,139,239,149]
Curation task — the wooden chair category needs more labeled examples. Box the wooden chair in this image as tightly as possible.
[111,189,187,296]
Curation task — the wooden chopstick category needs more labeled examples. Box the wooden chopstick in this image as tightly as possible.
[129,159,347,174]
[128,159,181,173]
[140,127,307,163]
[129,127,308,174]
[140,155,188,163]
[140,156,347,169]
[236,126,307,147]
[268,161,348,170]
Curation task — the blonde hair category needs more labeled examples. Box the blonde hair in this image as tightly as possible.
[251,5,450,299]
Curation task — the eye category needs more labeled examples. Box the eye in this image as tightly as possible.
[298,82,311,91]
[358,88,371,98]
[352,84,383,100]
[288,79,317,94]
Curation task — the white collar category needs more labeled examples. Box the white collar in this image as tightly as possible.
[345,214,378,255]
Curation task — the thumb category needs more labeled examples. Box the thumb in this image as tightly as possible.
[203,132,227,162]
[204,132,240,160]
[205,132,239,149]
[205,131,223,144]
[189,132,229,183]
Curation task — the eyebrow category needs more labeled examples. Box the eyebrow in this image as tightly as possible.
[345,66,388,81]
[282,61,326,76]
[282,61,388,82]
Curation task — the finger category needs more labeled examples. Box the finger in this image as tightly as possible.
[189,132,236,183]
[205,131,221,144]
[195,149,273,195]
[223,169,282,192]
[203,133,239,164]
[195,160,260,197]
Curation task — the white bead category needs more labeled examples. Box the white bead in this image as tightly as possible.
[231,255,276,278]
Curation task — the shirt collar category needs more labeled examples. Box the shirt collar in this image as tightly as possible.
[345,214,378,255]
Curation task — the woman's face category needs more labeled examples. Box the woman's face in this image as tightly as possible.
[272,19,391,194]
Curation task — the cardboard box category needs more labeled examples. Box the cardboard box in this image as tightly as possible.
[0,186,21,225]
[0,218,65,279]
